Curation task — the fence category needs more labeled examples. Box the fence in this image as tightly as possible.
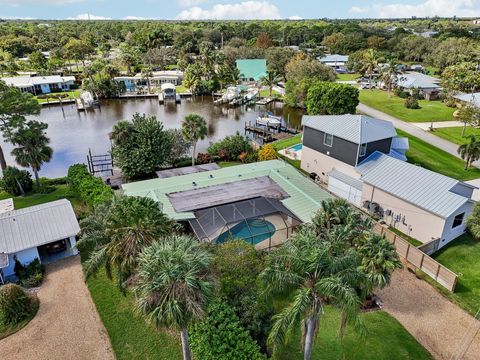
[372,223,458,292]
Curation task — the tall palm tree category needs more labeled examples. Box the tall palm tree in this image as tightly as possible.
[380,59,400,98]
[78,196,177,291]
[141,67,154,94]
[361,49,383,88]
[260,226,364,360]
[181,114,207,166]
[261,70,281,97]
[458,134,480,170]
[134,235,214,360]
[10,120,53,185]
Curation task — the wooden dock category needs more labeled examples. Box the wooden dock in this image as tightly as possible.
[245,120,300,143]
[256,97,275,105]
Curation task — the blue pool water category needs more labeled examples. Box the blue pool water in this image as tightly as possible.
[216,219,276,245]
[290,143,303,151]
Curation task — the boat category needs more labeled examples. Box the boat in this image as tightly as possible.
[245,89,259,102]
[256,115,281,127]
[80,91,97,107]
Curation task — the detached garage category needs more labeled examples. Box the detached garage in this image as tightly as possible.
[0,199,80,279]
[327,170,363,206]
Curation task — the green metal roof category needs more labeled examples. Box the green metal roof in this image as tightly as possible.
[236,59,267,81]
[121,160,331,223]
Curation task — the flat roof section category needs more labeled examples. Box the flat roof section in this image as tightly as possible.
[156,163,221,179]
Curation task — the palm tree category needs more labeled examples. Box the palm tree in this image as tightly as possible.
[134,235,214,360]
[229,66,240,86]
[361,49,383,88]
[181,114,207,166]
[78,196,177,291]
[141,67,154,94]
[10,120,53,185]
[261,70,281,97]
[260,226,364,360]
[458,134,480,170]
[380,59,400,98]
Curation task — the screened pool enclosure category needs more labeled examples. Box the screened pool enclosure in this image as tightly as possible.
[188,197,302,249]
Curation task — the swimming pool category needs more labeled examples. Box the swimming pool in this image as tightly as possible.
[216,219,276,245]
[290,143,303,151]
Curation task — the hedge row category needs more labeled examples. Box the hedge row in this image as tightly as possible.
[67,164,113,207]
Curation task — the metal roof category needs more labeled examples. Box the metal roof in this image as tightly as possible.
[357,152,470,218]
[319,54,349,63]
[1,75,75,87]
[122,160,331,223]
[453,92,480,108]
[328,170,363,191]
[156,163,220,179]
[0,198,14,214]
[236,59,267,81]
[0,199,80,254]
[397,72,440,90]
[302,115,397,144]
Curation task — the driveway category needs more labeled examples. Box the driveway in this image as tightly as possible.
[378,268,480,360]
[0,256,114,360]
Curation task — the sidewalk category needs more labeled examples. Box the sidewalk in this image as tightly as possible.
[411,121,465,131]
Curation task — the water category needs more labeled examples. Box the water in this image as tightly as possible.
[2,96,304,178]
[290,143,303,151]
[216,219,276,245]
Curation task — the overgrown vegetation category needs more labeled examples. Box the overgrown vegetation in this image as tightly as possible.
[67,164,113,207]
[13,257,44,288]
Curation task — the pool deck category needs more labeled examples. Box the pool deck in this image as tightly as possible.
[278,145,302,161]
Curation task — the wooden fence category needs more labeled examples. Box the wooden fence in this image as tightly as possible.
[372,223,458,291]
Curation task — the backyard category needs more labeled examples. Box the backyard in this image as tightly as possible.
[336,73,360,82]
[396,129,480,181]
[359,89,455,122]
[34,90,80,104]
[432,126,480,145]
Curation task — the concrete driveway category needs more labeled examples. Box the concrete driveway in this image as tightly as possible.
[0,256,114,360]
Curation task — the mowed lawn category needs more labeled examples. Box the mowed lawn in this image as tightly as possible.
[336,73,360,82]
[396,129,480,181]
[432,234,480,316]
[359,89,455,122]
[433,126,480,145]
[0,185,80,209]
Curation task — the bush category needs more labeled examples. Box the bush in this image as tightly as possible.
[257,144,277,161]
[13,257,44,288]
[207,134,252,161]
[190,300,266,360]
[245,152,258,163]
[0,166,33,196]
[67,164,113,207]
[196,153,212,165]
[306,81,359,115]
[405,96,420,109]
[394,87,408,98]
[0,284,39,326]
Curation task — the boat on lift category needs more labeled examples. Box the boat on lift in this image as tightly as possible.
[256,114,281,127]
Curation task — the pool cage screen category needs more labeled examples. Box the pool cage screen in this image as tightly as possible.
[188,197,302,249]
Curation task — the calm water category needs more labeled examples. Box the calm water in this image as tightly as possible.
[2,96,304,178]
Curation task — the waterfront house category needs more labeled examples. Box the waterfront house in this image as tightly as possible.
[236,59,267,83]
[318,54,349,73]
[114,70,184,92]
[300,114,474,248]
[1,75,76,94]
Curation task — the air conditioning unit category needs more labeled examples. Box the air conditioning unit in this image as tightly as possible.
[363,200,371,209]
[385,209,392,216]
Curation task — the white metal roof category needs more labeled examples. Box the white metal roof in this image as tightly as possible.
[453,92,480,108]
[397,72,440,90]
[328,170,363,191]
[1,75,75,88]
[0,199,80,254]
[302,115,397,144]
[357,152,471,218]
[319,54,349,63]
[0,198,14,214]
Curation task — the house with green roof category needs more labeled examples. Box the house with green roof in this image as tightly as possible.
[122,160,331,249]
[236,59,267,82]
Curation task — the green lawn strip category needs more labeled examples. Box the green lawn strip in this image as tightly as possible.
[359,89,455,122]
[277,307,433,360]
[0,185,78,209]
[432,126,480,146]
[336,73,360,82]
[35,90,81,104]
[86,270,182,360]
[259,89,282,98]
[218,161,242,168]
[389,227,423,247]
[428,234,480,316]
[396,129,480,181]
[175,85,189,94]
[272,134,302,151]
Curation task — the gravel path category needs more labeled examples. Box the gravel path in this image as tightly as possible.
[378,268,480,360]
[0,256,114,360]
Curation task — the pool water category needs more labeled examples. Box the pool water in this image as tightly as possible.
[290,143,303,151]
[216,219,276,245]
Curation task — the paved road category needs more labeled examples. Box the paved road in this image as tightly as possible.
[0,257,114,360]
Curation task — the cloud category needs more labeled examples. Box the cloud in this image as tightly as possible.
[123,16,150,20]
[0,0,85,5]
[288,15,303,20]
[177,0,208,7]
[350,0,480,18]
[176,1,281,20]
[67,13,112,20]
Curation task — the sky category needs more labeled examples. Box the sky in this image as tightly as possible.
[0,0,479,20]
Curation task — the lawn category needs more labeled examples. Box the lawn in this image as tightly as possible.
[35,90,80,104]
[175,85,189,94]
[359,89,455,122]
[389,227,423,247]
[396,129,480,181]
[259,89,282,98]
[432,126,480,146]
[430,234,480,316]
[272,134,302,151]
[218,161,242,168]
[336,73,360,82]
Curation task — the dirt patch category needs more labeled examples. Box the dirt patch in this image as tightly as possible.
[0,256,114,360]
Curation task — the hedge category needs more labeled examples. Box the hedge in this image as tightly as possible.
[67,164,113,207]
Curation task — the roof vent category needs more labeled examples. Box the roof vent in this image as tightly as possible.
[209,174,214,179]
[192,181,197,186]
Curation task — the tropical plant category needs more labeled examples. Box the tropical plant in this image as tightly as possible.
[404,96,420,109]
[261,70,281,97]
[207,133,252,161]
[0,284,39,326]
[457,104,480,137]
[0,166,33,196]
[380,59,400,98]
[140,67,154,93]
[10,120,53,185]
[79,196,177,291]
[458,135,480,170]
[67,164,113,207]
[166,129,192,166]
[257,144,277,161]
[134,235,214,360]
[467,202,480,240]
[181,114,208,166]
[360,49,384,87]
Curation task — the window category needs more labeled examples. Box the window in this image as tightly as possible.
[359,143,367,157]
[452,213,465,228]
[324,133,333,147]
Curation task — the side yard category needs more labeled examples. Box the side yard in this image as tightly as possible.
[433,126,480,146]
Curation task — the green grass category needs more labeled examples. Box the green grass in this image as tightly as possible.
[0,185,78,209]
[430,234,480,316]
[396,129,480,181]
[175,85,189,94]
[359,89,455,122]
[277,307,433,360]
[0,296,39,340]
[389,227,423,247]
[218,161,242,168]
[260,89,281,98]
[432,126,480,146]
[35,90,80,104]
[272,134,302,151]
[336,73,360,82]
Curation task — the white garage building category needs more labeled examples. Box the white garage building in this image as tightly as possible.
[0,199,80,279]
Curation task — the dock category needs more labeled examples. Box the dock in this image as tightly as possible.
[75,98,85,111]
[244,121,300,143]
[40,98,75,107]
[118,93,158,99]
[256,97,275,106]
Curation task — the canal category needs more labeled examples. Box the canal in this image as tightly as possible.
[2,96,304,178]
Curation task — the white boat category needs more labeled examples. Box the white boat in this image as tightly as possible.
[245,89,259,102]
[80,91,96,107]
[256,115,281,126]
[224,86,240,101]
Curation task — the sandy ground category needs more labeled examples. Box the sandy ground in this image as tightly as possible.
[378,268,480,360]
[0,256,114,360]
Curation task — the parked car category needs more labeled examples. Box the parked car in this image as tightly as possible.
[45,239,67,254]
[360,81,375,89]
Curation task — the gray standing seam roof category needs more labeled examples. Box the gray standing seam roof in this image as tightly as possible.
[328,170,363,191]
[0,199,80,254]
[357,152,470,218]
[302,115,397,144]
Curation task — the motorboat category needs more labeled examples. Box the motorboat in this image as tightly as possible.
[256,115,281,126]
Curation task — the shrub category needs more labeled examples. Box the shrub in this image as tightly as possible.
[245,152,258,163]
[0,284,39,326]
[257,144,277,161]
[394,87,408,98]
[13,257,44,288]
[190,300,266,360]
[196,153,212,165]
[0,166,33,196]
[67,164,113,207]
[207,133,252,161]
[405,96,420,109]
[306,81,359,115]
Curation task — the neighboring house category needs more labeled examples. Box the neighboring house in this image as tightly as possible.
[318,54,349,73]
[300,114,474,248]
[0,199,80,280]
[396,71,441,100]
[453,92,480,108]
[417,30,439,38]
[1,75,76,94]
[114,70,184,92]
[236,59,267,82]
